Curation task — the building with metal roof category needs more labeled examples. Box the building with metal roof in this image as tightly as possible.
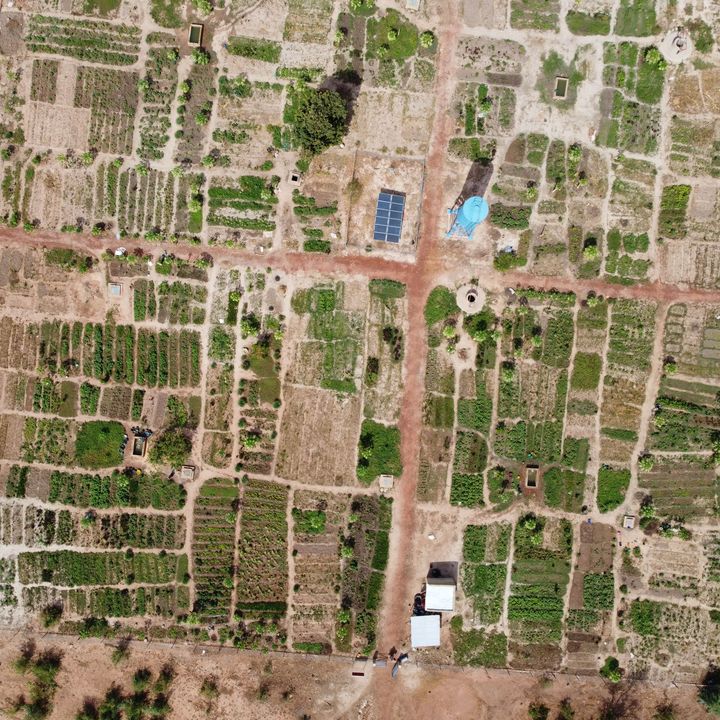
[410,614,441,648]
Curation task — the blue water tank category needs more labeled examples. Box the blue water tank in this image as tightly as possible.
[448,196,488,238]
[458,196,489,225]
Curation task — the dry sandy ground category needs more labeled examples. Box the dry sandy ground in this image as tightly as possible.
[0,631,711,720]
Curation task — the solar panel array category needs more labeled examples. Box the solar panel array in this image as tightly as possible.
[373,190,406,243]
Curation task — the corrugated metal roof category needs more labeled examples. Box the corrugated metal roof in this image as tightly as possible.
[410,614,441,648]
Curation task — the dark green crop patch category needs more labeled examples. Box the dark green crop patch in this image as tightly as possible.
[75,420,125,469]
[356,419,402,484]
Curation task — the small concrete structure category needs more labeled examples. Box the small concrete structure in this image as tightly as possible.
[660,27,692,64]
[410,614,440,648]
[525,465,539,489]
[351,656,369,677]
[180,465,196,482]
[554,76,568,98]
[456,284,486,315]
[188,23,204,47]
[378,474,394,492]
[108,282,122,297]
[623,514,636,530]
[425,562,457,612]
[131,435,147,458]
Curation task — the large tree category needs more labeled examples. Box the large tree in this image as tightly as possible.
[293,88,348,155]
[149,428,191,468]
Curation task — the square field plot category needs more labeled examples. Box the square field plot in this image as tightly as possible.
[348,153,424,254]
[276,385,362,486]
[347,90,435,155]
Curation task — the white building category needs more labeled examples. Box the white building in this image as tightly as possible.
[410,615,440,648]
[425,577,456,612]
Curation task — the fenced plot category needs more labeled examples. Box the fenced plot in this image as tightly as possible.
[74,66,138,155]
[639,458,718,519]
[175,62,215,165]
[48,469,185,510]
[276,385,362,486]
[565,522,614,674]
[207,176,279,233]
[25,101,90,150]
[287,281,367,394]
[363,281,407,423]
[135,328,201,388]
[461,523,511,625]
[339,495,392,653]
[283,0,333,42]
[508,516,572,669]
[191,477,238,621]
[30,58,58,103]
[16,503,184,550]
[138,41,179,161]
[25,14,141,65]
[116,168,176,235]
[21,417,74,465]
[22,583,189,619]
[17,549,184,585]
[235,478,288,608]
[290,490,347,651]
[663,303,720,378]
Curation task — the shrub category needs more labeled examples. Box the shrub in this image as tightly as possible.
[600,656,622,683]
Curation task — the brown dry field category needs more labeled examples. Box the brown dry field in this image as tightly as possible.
[0,631,711,720]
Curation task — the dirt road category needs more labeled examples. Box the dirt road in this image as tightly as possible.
[370,0,461,674]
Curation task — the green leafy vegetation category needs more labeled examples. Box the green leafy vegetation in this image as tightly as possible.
[658,184,690,238]
[450,616,507,667]
[75,421,125,469]
[149,428,191,468]
[542,467,585,512]
[226,36,281,63]
[489,203,531,229]
[508,515,572,645]
[571,352,602,389]
[44,248,92,272]
[597,465,630,512]
[629,599,662,635]
[614,0,657,36]
[356,419,402,484]
[583,573,614,610]
[424,286,458,326]
[292,508,327,535]
[49,469,185,510]
[565,10,610,34]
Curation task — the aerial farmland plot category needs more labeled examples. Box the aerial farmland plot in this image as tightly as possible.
[5,0,720,716]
